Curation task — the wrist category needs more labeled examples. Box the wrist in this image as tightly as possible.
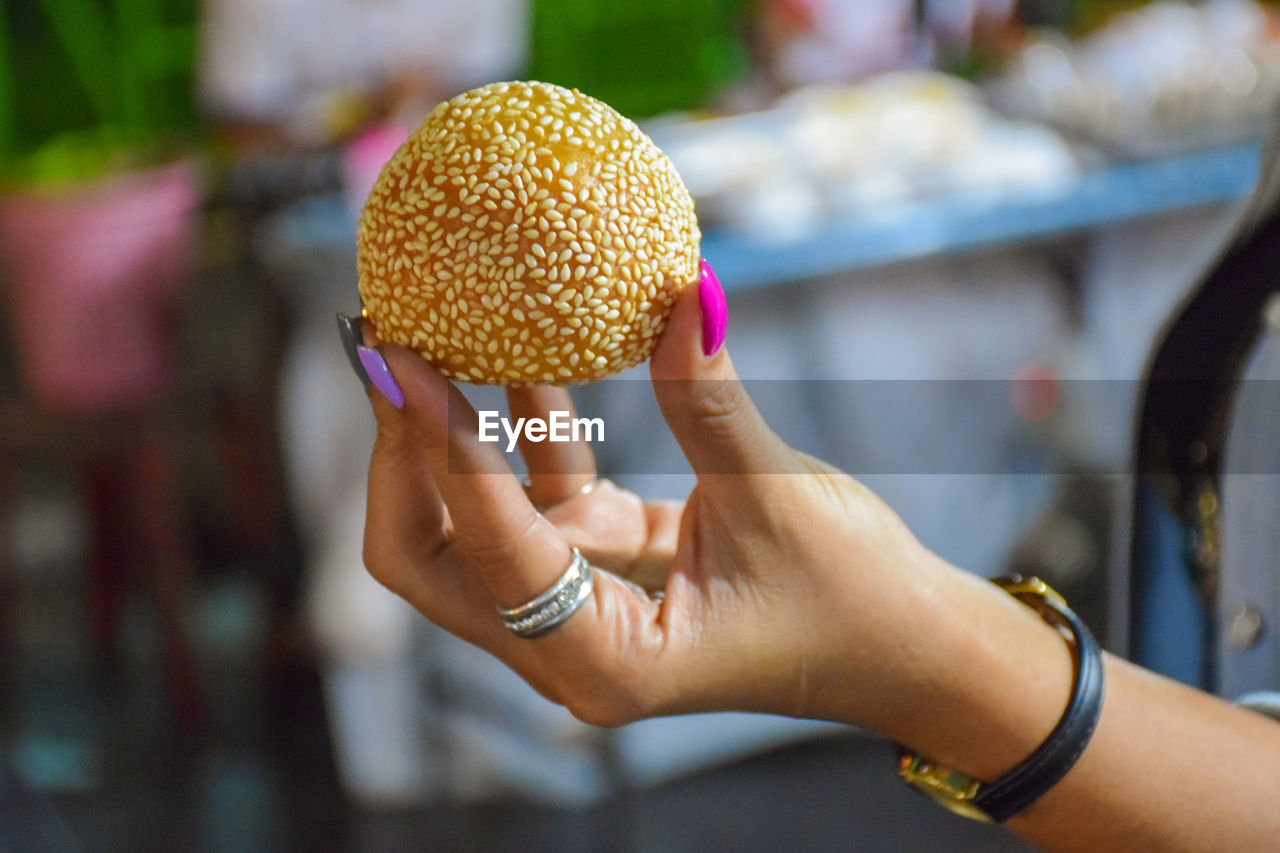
[820,553,1076,782]
[899,564,1077,781]
[900,575,1106,823]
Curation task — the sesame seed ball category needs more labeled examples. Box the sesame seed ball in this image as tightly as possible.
[357,80,702,385]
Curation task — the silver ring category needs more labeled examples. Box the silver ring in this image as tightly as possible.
[497,547,595,638]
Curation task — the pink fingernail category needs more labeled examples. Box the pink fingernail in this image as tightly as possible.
[699,258,728,357]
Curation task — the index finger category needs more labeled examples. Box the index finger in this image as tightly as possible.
[372,338,573,609]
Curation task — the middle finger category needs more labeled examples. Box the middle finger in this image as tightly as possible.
[506,384,598,510]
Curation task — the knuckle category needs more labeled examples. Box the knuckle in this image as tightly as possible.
[460,511,541,571]
[360,545,399,591]
[361,537,405,595]
[361,512,451,598]
[692,380,746,424]
[686,383,759,457]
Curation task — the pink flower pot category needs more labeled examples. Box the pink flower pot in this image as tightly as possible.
[0,160,199,413]
[342,123,409,221]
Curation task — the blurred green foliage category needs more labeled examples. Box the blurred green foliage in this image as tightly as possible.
[0,0,199,186]
[1065,0,1179,33]
[527,0,753,119]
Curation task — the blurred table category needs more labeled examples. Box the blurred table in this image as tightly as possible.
[704,142,1262,291]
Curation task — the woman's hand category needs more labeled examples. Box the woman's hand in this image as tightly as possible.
[348,270,961,736]
[344,264,1280,852]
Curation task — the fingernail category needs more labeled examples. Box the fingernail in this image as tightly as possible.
[699,258,728,357]
[357,345,405,409]
[337,312,372,387]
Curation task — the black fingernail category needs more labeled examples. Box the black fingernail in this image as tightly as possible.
[337,312,372,387]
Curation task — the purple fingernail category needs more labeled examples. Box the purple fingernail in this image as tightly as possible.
[357,345,405,409]
[699,258,728,357]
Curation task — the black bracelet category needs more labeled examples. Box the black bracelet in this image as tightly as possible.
[898,576,1106,824]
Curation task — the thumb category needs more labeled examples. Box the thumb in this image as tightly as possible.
[649,259,793,477]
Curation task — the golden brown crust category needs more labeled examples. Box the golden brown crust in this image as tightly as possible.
[357,80,700,385]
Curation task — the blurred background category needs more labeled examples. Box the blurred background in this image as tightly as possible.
[0,1,1275,850]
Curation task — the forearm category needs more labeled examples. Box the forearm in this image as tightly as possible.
[821,553,1280,851]
[1008,655,1280,852]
